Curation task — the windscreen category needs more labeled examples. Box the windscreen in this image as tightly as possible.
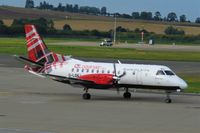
[156,70,165,75]
[164,70,175,76]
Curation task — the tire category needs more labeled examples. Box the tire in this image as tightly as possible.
[83,93,91,100]
[165,99,172,103]
[123,92,131,99]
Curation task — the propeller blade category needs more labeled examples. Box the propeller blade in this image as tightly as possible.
[113,62,125,94]
[118,71,126,78]
[113,63,116,77]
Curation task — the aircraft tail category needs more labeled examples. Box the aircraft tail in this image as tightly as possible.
[25,25,66,65]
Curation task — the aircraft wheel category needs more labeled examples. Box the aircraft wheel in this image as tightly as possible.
[165,98,172,103]
[123,92,131,99]
[83,93,91,100]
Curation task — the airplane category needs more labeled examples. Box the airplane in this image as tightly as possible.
[15,24,188,103]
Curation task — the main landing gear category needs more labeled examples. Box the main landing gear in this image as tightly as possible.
[123,88,131,99]
[165,92,172,103]
[82,88,91,100]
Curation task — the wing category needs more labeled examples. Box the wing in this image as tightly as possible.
[44,74,95,85]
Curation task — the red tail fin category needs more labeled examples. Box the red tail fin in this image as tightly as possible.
[25,25,65,64]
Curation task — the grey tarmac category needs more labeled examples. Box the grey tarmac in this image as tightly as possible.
[0,55,200,133]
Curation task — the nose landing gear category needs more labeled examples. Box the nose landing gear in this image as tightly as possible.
[165,92,172,103]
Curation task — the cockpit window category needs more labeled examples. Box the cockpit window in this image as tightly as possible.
[156,70,165,75]
[164,70,175,76]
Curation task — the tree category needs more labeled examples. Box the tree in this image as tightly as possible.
[25,0,34,8]
[164,26,185,35]
[132,12,140,19]
[116,26,127,32]
[101,7,107,15]
[0,20,4,25]
[154,11,162,21]
[167,12,177,22]
[73,4,79,13]
[180,15,186,22]
[63,24,72,31]
[11,18,25,26]
[195,17,200,23]
[0,20,9,35]
[140,12,152,20]
[121,14,132,19]
[57,3,65,11]
[79,6,100,15]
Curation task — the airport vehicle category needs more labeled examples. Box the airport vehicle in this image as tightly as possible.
[100,39,113,46]
[16,25,188,103]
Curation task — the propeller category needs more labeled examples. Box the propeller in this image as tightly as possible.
[113,63,126,94]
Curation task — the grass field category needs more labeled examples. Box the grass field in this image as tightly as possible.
[0,37,199,93]
[54,19,200,35]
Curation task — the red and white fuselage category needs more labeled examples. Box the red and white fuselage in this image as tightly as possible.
[45,58,187,91]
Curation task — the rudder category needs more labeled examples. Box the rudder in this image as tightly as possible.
[25,25,65,65]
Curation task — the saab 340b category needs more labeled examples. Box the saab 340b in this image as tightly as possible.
[15,25,188,103]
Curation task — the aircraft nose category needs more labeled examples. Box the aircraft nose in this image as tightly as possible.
[179,78,188,89]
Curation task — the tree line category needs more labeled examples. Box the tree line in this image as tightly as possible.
[0,18,55,35]
[0,17,185,36]
[25,0,107,16]
[25,0,200,23]
[0,18,111,38]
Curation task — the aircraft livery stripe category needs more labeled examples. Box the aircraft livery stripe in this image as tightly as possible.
[57,54,63,62]
[26,29,36,38]
[28,40,42,51]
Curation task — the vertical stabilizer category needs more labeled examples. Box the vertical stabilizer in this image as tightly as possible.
[25,25,65,65]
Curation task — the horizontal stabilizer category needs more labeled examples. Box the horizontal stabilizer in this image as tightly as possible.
[14,55,44,68]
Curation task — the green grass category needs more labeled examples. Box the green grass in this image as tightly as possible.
[48,45,200,62]
[180,75,200,93]
[1,37,200,62]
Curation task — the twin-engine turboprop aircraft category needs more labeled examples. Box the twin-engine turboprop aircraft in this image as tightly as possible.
[15,25,188,103]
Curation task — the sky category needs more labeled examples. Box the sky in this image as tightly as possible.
[1,0,200,21]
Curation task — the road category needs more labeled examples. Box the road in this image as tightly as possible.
[0,55,200,133]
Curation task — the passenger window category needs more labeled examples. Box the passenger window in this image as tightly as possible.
[107,70,110,74]
[86,69,89,73]
[82,69,84,73]
[118,71,120,75]
[123,71,126,75]
[156,70,165,75]
[96,70,99,73]
[91,70,94,73]
[102,70,104,73]
[77,69,79,72]
[165,70,175,76]
[72,68,74,72]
